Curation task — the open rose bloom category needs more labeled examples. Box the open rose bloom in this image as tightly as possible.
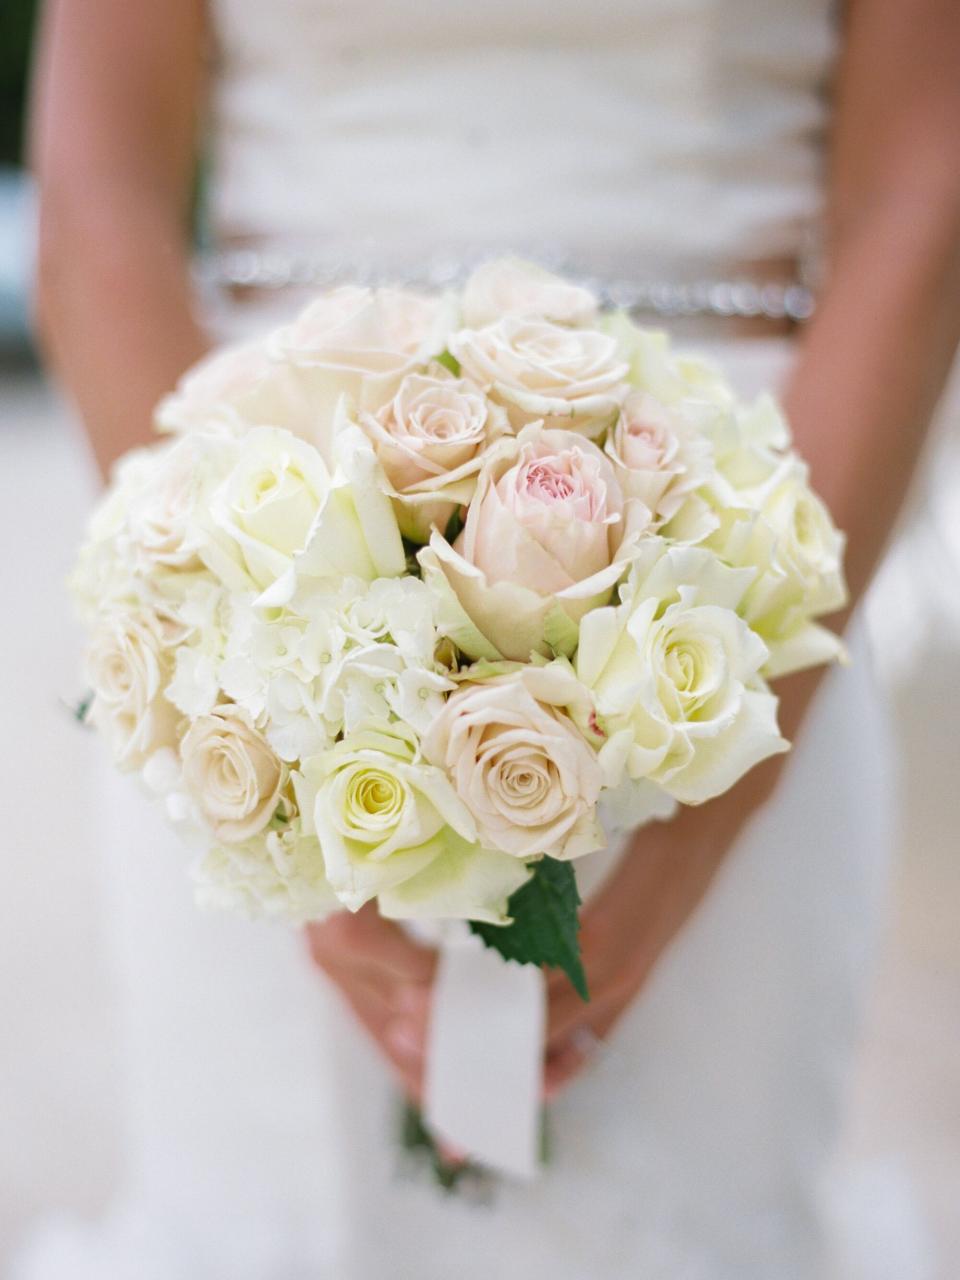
[72,256,846,958]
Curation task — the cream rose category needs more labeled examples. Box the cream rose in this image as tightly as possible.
[270,285,455,430]
[423,662,604,861]
[297,723,530,922]
[576,545,788,804]
[358,370,509,542]
[180,703,284,844]
[418,424,649,661]
[86,614,180,769]
[461,258,598,328]
[124,436,214,573]
[450,315,628,437]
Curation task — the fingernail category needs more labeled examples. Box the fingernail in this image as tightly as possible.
[438,1141,468,1165]
[386,1019,422,1060]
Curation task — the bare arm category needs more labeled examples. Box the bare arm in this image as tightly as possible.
[545,0,960,1090]
[31,0,210,480]
[32,0,437,1095]
[786,0,960,609]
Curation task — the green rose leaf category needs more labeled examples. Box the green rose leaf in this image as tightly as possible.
[470,856,589,1001]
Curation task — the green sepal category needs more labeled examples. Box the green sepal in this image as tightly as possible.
[68,690,94,726]
[470,856,589,1000]
[435,350,462,377]
[443,505,466,545]
[542,603,581,659]
[399,1100,480,1193]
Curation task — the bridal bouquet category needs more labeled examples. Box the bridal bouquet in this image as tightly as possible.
[72,258,846,1007]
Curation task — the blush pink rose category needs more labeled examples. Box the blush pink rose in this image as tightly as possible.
[418,424,650,661]
[605,390,715,535]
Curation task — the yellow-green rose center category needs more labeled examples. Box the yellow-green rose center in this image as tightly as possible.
[346,767,404,831]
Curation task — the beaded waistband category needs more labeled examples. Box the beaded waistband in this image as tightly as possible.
[195,249,816,323]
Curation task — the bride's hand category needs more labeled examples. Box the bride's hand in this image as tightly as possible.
[305,906,436,1101]
[543,758,784,1100]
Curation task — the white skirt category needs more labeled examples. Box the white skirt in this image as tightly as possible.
[9,341,924,1280]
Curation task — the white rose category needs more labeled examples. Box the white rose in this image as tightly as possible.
[461,258,598,328]
[606,313,738,412]
[423,662,604,861]
[711,457,847,677]
[86,613,180,769]
[450,315,628,437]
[200,424,404,597]
[270,285,456,429]
[180,703,284,844]
[359,370,509,542]
[297,722,530,922]
[419,424,650,661]
[705,394,794,497]
[576,545,788,804]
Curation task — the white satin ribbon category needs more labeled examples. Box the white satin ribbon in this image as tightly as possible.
[423,928,546,1180]
[406,820,643,1178]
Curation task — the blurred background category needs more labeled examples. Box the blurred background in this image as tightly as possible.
[0,2,957,1275]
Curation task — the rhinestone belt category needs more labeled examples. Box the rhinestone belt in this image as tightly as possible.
[196,249,816,323]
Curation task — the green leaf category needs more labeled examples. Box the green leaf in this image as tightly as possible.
[470,857,589,1000]
[435,350,462,377]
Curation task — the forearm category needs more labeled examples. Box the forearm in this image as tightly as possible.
[35,187,209,480]
[785,188,960,609]
[614,189,960,930]
[30,0,209,481]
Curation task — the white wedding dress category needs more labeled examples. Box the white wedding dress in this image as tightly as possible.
[11,2,928,1277]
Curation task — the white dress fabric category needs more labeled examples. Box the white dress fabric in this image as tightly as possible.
[10,2,928,1277]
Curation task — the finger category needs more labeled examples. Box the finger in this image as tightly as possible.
[345,989,424,1103]
[543,1009,617,1101]
[305,907,437,985]
[543,1039,586,1101]
[545,980,620,1051]
[349,905,438,984]
[383,1016,427,1067]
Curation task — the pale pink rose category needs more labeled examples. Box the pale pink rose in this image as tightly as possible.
[270,285,455,430]
[605,391,715,532]
[359,370,509,542]
[461,258,598,329]
[418,424,650,661]
[450,316,628,438]
[422,663,604,861]
[156,339,316,443]
[180,704,284,844]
